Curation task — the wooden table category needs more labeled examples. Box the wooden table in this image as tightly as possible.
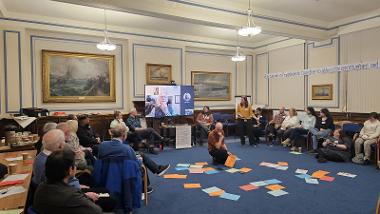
[0,150,36,212]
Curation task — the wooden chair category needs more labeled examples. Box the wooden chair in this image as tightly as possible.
[376,196,380,214]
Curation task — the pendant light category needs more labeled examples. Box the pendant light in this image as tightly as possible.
[97,9,116,51]
[238,0,262,37]
[231,31,246,62]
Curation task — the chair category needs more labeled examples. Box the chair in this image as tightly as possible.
[213,112,222,123]
[377,137,380,169]
[221,114,237,136]
[377,196,380,214]
[93,156,146,213]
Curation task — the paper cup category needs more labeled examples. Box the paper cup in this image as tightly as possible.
[22,153,29,160]
[8,163,17,174]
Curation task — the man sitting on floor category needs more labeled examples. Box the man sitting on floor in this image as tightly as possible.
[126,108,169,153]
[208,122,231,164]
[98,124,171,193]
[33,150,102,214]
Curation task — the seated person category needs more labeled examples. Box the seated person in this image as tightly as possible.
[352,112,380,165]
[208,122,231,164]
[286,107,317,152]
[316,128,352,163]
[110,110,141,151]
[110,110,129,131]
[265,106,287,144]
[33,150,102,214]
[57,122,88,170]
[32,129,115,212]
[252,108,267,145]
[77,115,101,155]
[126,108,169,149]
[35,122,57,154]
[67,114,78,121]
[309,108,335,153]
[98,125,171,193]
[280,108,300,146]
[195,106,214,146]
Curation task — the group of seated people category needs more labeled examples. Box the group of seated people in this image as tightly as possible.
[196,97,380,166]
[30,110,171,213]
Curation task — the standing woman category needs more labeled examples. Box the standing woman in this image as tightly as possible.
[236,96,257,145]
[309,108,335,152]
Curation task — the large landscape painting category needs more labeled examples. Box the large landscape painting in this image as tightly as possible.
[42,50,115,103]
[191,71,231,101]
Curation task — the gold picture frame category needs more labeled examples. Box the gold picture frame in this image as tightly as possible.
[191,71,231,101]
[146,63,172,84]
[42,50,116,103]
[312,84,333,100]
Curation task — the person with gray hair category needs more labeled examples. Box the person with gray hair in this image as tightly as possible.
[98,124,170,193]
[35,122,58,153]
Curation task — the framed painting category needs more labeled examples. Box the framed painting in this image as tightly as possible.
[191,71,231,101]
[312,84,333,100]
[146,63,172,84]
[42,50,116,103]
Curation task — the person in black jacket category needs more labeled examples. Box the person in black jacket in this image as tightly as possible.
[309,108,335,153]
[252,108,267,145]
[33,150,102,214]
[76,115,100,156]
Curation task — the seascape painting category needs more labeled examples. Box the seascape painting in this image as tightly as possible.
[312,84,333,100]
[191,71,231,101]
[42,50,115,103]
[146,63,172,84]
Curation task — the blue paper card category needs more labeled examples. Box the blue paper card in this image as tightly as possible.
[202,186,222,194]
[175,167,189,171]
[264,179,282,184]
[219,192,240,201]
[267,190,289,197]
[176,163,190,168]
[205,170,220,175]
[295,174,311,179]
[250,181,267,187]
[305,178,319,185]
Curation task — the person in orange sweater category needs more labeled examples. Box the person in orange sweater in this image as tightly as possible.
[208,122,231,164]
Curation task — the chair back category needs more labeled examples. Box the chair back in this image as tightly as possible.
[376,196,380,214]
[93,156,142,212]
[213,112,222,122]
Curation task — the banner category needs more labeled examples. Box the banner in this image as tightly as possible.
[264,61,379,79]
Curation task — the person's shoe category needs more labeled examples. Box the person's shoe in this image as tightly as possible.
[352,156,364,165]
[147,186,154,194]
[317,157,328,163]
[363,159,370,165]
[157,164,170,176]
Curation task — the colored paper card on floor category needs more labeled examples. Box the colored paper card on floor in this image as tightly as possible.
[189,168,204,174]
[295,174,311,179]
[295,169,308,174]
[267,190,289,197]
[176,163,190,168]
[239,167,252,173]
[319,176,335,182]
[203,167,215,172]
[225,155,237,168]
[189,165,203,169]
[195,162,208,166]
[175,167,189,171]
[239,184,258,191]
[311,170,330,178]
[205,170,220,175]
[337,172,357,178]
[225,168,240,173]
[202,186,222,194]
[264,179,282,185]
[209,190,225,197]
[236,157,242,161]
[259,162,271,166]
[277,162,288,166]
[163,174,187,179]
[266,184,285,191]
[305,178,319,185]
[184,183,201,189]
[219,192,240,201]
[250,181,267,187]
[275,166,289,171]
[289,151,302,155]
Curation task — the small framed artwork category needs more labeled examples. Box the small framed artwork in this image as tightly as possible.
[312,84,333,100]
[146,63,172,84]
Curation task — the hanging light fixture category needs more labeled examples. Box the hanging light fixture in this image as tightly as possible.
[238,0,261,37]
[97,9,116,51]
[231,31,246,62]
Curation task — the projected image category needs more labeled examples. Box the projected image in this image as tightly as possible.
[145,86,181,118]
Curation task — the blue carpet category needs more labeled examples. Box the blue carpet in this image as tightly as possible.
[136,138,380,214]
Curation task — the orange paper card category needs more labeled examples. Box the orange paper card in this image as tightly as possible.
[164,174,187,179]
[209,190,225,197]
[203,167,215,172]
[311,170,330,179]
[239,167,252,173]
[225,155,236,168]
[184,183,202,189]
[265,184,285,191]
[195,162,208,166]
[239,184,258,191]
[277,162,288,166]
